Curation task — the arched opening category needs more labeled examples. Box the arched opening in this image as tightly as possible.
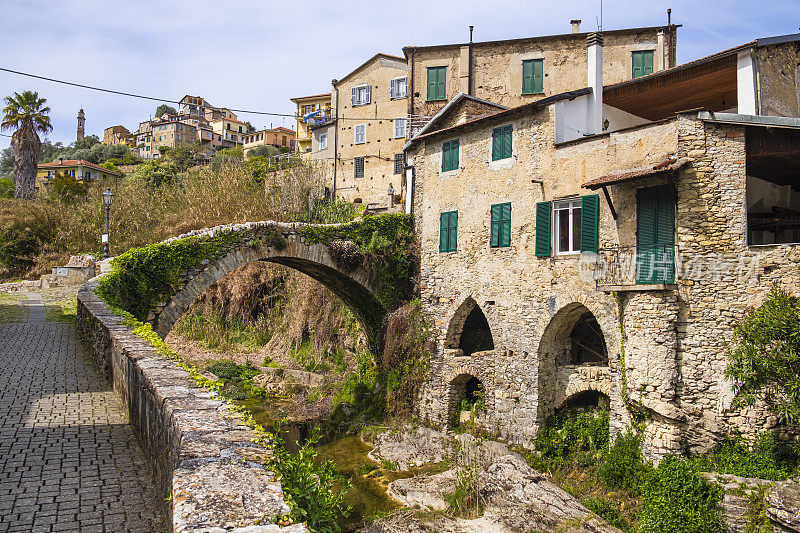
[556,390,610,414]
[537,303,611,421]
[446,298,495,357]
[448,373,486,427]
[569,312,608,365]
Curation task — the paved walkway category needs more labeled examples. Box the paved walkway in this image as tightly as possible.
[0,294,165,532]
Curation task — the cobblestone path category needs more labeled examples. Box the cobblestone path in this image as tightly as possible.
[0,296,165,532]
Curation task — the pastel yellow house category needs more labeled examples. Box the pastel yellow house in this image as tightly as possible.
[290,93,332,154]
[36,159,122,191]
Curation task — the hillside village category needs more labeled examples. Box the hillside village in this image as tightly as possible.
[2,7,800,533]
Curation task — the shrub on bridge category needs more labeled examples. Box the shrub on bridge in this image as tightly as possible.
[95,231,242,320]
[301,213,417,309]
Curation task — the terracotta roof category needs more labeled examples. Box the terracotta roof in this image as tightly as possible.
[290,93,332,103]
[38,159,123,176]
[581,157,690,189]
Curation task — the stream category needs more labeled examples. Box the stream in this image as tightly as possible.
[235,395,448,531]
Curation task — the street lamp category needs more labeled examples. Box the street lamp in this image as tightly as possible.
[102,188,113,259]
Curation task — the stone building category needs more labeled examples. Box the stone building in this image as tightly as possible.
[403,21,678,136]
[102,125,134,147]
[405,32,800,458]
[330,53,409,208]
[290,93,332,155]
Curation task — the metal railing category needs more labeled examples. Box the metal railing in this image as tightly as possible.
[592,244,677,287]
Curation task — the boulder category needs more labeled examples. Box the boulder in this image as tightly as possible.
[767,481,800,532]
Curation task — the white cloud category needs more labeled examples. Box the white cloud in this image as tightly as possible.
[0,0,797,149]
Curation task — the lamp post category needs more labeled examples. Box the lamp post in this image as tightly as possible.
[102,188,113,259]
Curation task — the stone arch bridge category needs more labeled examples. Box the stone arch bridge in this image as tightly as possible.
[148,220,395,348]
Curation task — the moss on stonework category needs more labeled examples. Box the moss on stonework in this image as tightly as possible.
[95,230,244,321]
[300,213,416,309]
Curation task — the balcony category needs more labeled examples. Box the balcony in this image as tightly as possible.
[591,245,678,291]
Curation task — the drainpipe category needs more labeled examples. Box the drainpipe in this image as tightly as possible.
[408,49,415,125]
[468,26,474,95]
[332,81,339,198]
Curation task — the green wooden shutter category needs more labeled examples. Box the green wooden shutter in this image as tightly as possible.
[442,141,449,172]
[500,203,512,247]
[580,194,600,253]
[503,125,512,159]
[439,212,448,252]
[535,201,552,257]
[449,211,458,252]
[636,186,675,283]
[492,128,501,161]
[427,68,436,100]
[643,51,654,76]
[437,67,447,100]
[522,60,533,94]
[532,59,543,93]
[490,204,500,247]
[452,139,459,169]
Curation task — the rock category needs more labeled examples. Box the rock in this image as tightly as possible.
[767,481,800,532]
[370,425,454,470]
[389,468,456,510]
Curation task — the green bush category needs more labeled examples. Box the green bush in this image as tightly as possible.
[0,205,57,276]
[0,177,13,198]
[599,431,650,494]
[694,432,799,481]
[639,455,725,533]
[48,172,88,203]
[206,360,260,381]
[726,283,800,425]
[582,496,626,529]
[535,408,610,458]
[268,425,351,532]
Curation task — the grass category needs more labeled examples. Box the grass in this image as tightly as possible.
[45,298,78,323]
[0,292,28,322]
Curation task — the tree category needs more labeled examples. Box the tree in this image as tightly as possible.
[155,104,177,117]
[1,91,53,199]
[245,121,256,133]
[726,283,800,426]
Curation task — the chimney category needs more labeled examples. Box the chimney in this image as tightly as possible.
[571,19,581,33]
[587,32,604,135]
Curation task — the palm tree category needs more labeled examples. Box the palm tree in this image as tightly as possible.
[1,91,52,199]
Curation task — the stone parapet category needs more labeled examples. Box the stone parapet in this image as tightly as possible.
[77,279,308,533]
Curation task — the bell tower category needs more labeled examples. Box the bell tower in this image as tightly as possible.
[77,108,85,141]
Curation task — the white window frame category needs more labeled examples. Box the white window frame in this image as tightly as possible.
[390,76,408,99]
[318,132,328,150]
[553,198,583,255]
[354,123,366,144]
[351,84,371,106]
[393,117,406,139]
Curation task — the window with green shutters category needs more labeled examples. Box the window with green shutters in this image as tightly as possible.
[442,139,459,172]
[535,195,599,257]
[492,125,512,161]
[439,211,458,253]
[490,203,511,248]
[632,50,654,78]
[522,59,544,94]
[636,185,675,284]
[427,66,447,101]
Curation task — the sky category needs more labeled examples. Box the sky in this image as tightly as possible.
[1,0,798,150]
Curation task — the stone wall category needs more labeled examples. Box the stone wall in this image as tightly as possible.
[77,281,308,532]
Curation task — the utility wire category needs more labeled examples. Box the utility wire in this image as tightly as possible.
[0,67,411,122]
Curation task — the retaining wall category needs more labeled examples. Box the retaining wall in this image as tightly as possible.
[77,279,308,532]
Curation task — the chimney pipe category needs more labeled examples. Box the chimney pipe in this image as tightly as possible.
[469,25,474,42]
[587,32,604,135]
[571,19,581,34]
[667,8,671,25]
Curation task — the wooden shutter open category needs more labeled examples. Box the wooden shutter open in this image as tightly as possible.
[535,201,552,257]
[580,194,600,253]
[492,128,501,160]
[503,125,512,159]
[351,87,357,105]
[449,211,458,252]
[490,204,500,247]
[500,203,512,247]
[439,212,448,252]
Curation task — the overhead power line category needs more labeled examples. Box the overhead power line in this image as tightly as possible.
[0,67,411,122]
